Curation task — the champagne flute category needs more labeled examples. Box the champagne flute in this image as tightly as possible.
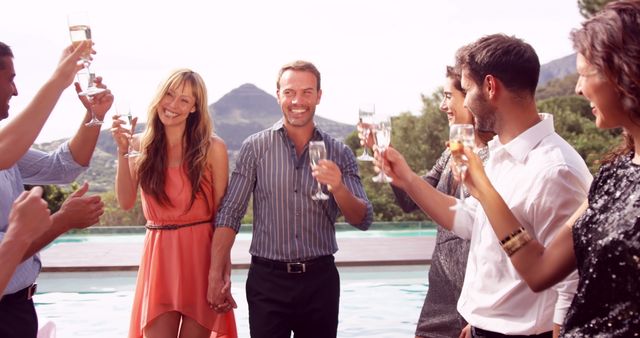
[372,116,393,183]
[357,103,375,161]
[76,70,104,127]
[309,140,330,201]
[67,12,105,97]
[116,101,140,158]
[449,123,475,210]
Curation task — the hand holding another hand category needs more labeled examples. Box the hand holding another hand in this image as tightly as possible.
[207,259,237,313]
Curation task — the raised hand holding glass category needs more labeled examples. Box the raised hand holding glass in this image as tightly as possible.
[357,103,375,161]
[116,101,140,158]
[67,12,105,98]
[76,70,104,127]
[372,116,393,183]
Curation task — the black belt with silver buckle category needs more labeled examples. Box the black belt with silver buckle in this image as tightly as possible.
[251,255,334,274]
[471,327,552,338]
[1,283,37,302]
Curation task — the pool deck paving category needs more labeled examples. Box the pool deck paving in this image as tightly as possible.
[40,237,436,272]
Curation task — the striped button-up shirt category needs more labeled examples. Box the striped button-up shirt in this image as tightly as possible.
[0,143,87,295]
[215,120,373,261]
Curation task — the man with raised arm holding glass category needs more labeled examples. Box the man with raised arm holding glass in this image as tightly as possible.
[378,34,592,338]
[208,60,373,338]
[0,41,110,338]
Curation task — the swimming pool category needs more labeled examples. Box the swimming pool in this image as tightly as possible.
[50,223,437,246]
[35,265,428,338]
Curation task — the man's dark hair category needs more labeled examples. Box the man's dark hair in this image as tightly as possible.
[0,42,14,70]
[455,34,540,96]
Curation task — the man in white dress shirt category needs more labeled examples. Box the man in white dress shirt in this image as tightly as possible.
[379,34,592,338]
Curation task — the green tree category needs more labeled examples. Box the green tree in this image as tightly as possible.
[24,183,79,214]
[538,96,621,173]
[577,0,615,18]
[346,88,448,222]
[99,190,146,226]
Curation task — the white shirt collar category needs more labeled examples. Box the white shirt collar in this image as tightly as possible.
[488,113,555,163]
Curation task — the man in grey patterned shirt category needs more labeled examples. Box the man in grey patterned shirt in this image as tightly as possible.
[208,60,373,338]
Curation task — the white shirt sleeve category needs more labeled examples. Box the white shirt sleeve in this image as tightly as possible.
[525,165,590,325]
[451,196,478,240]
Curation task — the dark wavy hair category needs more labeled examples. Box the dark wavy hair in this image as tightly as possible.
[455,34,540,97]
[445,65,465,93]
[571,0,640,163]
[137,69,213,209]
[0,42,13,70]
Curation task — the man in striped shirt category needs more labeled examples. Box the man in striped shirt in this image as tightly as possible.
[208,60,373,338]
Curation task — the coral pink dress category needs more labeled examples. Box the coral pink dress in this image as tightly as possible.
[128,166,237,338]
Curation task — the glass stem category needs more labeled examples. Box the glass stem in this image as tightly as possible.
[459,168,466,203]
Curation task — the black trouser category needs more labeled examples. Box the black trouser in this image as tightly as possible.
[472,326,552,338]
[0,285,39,338]
[246,255,340,338]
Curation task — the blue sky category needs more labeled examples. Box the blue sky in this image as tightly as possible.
[2,0,584,142]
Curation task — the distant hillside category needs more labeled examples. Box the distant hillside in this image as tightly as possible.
[539,53,577,86]
[36,83,355,192]
[536,73,579,101]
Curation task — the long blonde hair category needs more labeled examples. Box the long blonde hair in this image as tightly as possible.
[137,69,213,209]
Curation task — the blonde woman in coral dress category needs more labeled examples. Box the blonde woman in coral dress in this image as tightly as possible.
[111,69,237,338]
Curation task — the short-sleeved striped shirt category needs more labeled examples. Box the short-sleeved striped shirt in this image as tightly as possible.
[215,119,373,261]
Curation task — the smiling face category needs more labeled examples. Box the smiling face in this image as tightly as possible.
[575,53,626,130]
[157,81,196,128]
[276,69,322,130]
[0,56,17,121]
[440,77,473,126]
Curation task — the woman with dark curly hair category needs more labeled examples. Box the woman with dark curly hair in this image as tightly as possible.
[460,1,640,336]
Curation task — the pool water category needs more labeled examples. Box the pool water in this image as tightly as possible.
[35,265,428,338]
[50,228,437,246]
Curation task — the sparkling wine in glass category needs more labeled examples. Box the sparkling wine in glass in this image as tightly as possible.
[116,102,140,158]
[372,116,393,183]
[449,123,475,210]
[67,12,105,98]
[357,104,375,161]
[309,140,330,201]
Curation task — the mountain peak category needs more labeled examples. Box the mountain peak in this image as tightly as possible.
[210,83,280,124]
